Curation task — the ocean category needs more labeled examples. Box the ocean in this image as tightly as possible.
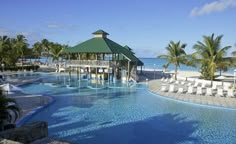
[139,58,235,74]
[139,58,197,71]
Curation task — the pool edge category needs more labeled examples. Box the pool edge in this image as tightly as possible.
[16,95,56,127]
[148,90,236,111]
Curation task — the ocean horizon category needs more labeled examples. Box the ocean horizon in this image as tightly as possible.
[139,58,235,74]
[36,57,234,74]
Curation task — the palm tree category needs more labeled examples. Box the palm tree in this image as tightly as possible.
[0,89,20,131]
[13,35,29,70]
[232,47,236,67]
[232,44,236,56]
[0,36,11,65]
[192,34,231,85]
[233,51,236,56]
[41,39,50,64]
[49,42,65,72]
[33,42,43,62]
[158,41,187,80]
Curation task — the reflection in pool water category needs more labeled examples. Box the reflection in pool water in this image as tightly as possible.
[17,73,236,144]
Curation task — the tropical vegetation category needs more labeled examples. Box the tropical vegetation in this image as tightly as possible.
[48,42,67,72]
[158,34,235,85]
[0,34,67,71]
[158,41,187,80]
[191,34,231,85]
[0,89,20,131]
[232,44,236,56]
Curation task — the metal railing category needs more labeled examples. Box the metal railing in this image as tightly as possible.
[67,60,115,67]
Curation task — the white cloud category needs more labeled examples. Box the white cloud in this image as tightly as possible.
[47,23,60,28]
[47,22,79,30]
[0,28,11,35]
[190,0,236,17]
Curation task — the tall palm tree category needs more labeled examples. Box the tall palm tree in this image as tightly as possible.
[192,34,231,85]
[232,46,236,67]
[158,41,187,80]
[232,44,236,56]
[233,51,236,56]
[0,89,20,131]
[41,39,50,64]
[49,42,65,72]
[33,42,43,62]
[0,36,11,65]
[14,35,29,70]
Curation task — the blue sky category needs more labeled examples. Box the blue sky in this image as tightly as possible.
[0,0,236,57]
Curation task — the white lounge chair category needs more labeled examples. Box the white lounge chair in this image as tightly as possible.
[169,84,176,93]
[216,89,224,97]
[168,79,174,84]
[175,81,180,85]
[212,84,218,90]
[178,87,184,93]
[193,82,199,88]
[227,89,235,98]
[206,88,213,96]
[161,77,165,81]
[164,78,169,83]
[161,85,168,92]
[187,82,192,86]
[196,87,203,95]
[187,86,195,94]
[201,83,208,88]
[180,81,185,85]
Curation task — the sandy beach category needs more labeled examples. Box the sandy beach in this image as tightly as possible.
[138,69,235,82]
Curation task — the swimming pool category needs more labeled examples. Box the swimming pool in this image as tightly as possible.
[17,73,236,144]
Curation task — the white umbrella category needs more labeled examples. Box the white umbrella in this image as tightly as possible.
[0,83,22,94]
[215,75,226,86]
[215,75,227,80]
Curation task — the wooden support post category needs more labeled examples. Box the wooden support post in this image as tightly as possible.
[69,66,71,81]
[79,67,81,81]
[108,67,110,84]
[96,67,98,88]
[127,61,130,84]
[77,67,79,80]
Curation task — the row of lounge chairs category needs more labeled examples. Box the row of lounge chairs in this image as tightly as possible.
[160,78,236,98]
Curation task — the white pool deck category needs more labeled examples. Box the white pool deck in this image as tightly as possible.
[148,79,236,109]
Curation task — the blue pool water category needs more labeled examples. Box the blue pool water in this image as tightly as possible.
[18,73,236,144]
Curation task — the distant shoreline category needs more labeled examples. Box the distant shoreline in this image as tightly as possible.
[138,69,234,84]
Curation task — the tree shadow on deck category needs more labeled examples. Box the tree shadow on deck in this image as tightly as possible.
[60,113,201,144]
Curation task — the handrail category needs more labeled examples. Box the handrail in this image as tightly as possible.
[67,60,115,67]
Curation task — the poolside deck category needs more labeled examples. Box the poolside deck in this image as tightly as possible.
[148,79,236,109]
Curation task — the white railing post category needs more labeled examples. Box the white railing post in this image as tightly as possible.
[67,60,112,67]
[234,69,236,88]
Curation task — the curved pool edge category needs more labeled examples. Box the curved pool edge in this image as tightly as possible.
[147,90,236,111]
[16,95,56,127]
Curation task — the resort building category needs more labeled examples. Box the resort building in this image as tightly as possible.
[64,30,143,83]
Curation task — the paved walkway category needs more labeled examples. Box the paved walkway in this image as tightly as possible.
[148,80,236,109]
